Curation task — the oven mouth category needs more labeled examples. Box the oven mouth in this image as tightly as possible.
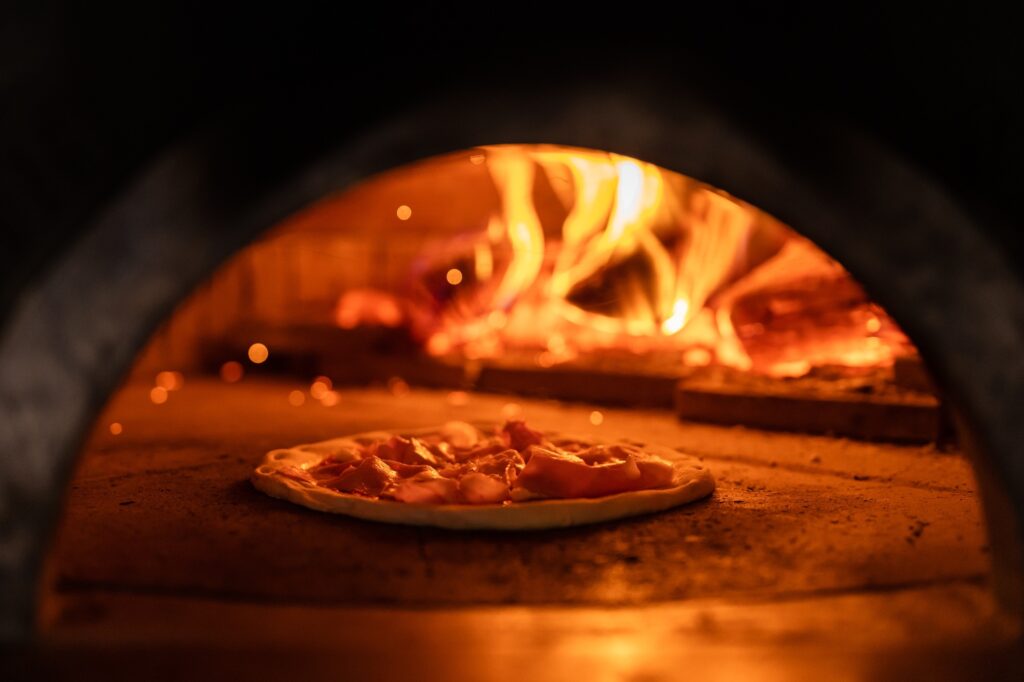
[39,144,994,622]
[3,79,1022,673]
[141,143,936,443]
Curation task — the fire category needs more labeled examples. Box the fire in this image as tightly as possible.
[335,289,404,329]
[487,149,545,311]
[335,144,912,378]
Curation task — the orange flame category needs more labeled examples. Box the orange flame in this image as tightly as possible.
[335,144,911,378]
[418,146,778,360]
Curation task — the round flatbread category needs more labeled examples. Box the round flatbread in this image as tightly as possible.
[251,423,714,530]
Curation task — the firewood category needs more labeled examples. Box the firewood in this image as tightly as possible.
[675,367,942,443]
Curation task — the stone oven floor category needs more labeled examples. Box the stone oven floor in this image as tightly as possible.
[24,377,1022,680]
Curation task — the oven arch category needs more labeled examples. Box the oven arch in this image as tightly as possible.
[1,79,1022,639]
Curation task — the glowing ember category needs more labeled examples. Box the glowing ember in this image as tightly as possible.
[220,361,244,383]
[713,239,907,376]
[320,390,340,407]
[589,410,604,426]
[247,342,269,364]
[682,347,713,367]
[446,268,463,285]
[288,390,306,406]
[334,289,404,329]
[536,351,556,368]
[487,310,507,328]
[396,204,412,221]
[501,402,523,420]
[426,333,452,356]
[149,386,168,404]
[447,390,469,406]
[310,376,333,400]
[155,370,184,391]
[387,377,410,396]
[109,422,123,435]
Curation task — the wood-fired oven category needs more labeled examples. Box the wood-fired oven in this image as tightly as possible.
[2,7,1023,680]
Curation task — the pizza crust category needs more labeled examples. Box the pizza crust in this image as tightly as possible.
[251,426,714,530]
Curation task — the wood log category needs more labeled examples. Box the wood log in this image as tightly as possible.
[675,367,943,443]
[475,363,677,407]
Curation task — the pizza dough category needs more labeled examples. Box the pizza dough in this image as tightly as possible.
[251,422,714,530]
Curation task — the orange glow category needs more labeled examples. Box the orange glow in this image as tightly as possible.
[487,310,507,328]
[415,146,759,361]
[501,402,523,420]
[155,370,184,391]
[387,376,410,396]
[288,390,306,406]
[712,239,906,376]
[398,144,911,378]
[149,386,168,404]
[220,361,244,383]
[536,351,556,368]
[396,204,412,221]
[469,153,486,165]
[247,343,269,364]
[426,333,452,356]
[335,289,404,329]
[310,376,333,400]
[320,390,340,407]
[109,422,123,435]
[447,390,469,406]
[589,410,604,426]
[682,347,713,367]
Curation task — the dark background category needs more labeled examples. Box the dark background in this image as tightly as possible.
[1,3,1021,326]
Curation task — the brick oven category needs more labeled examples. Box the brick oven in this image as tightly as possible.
[2,6,1023,680]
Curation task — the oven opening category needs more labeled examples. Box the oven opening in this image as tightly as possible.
[38,145,1014,675]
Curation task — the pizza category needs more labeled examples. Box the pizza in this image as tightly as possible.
[251,419,714,530]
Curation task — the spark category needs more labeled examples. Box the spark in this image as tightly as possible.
[220,361,244,383]
[248,343,269,364]
[310,376,333,399]
[155,370,184,391]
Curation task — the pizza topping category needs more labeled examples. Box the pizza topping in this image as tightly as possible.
[458,472,511,504]
[391,469,461,504]
[502,420,547,450]
[379,459,435,478]
[636,457,677,489]
[463,449,525,481]
[372,435,440,466]
[512,445,645,499]
[279,465,316,485]
[322,456,396,497]
[302,420,679,505]
[451,440,508,463]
